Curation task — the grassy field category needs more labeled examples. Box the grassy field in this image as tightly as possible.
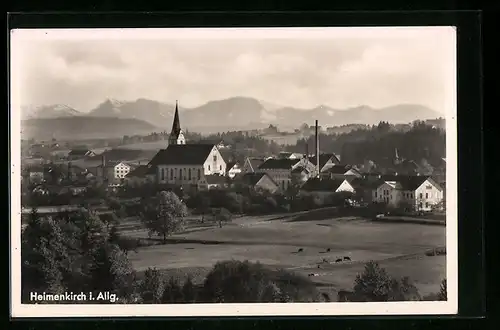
[125,215,446,297]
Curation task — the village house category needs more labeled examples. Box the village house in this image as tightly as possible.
[371,175,444,211]
[233,172,280,194]
[226,162,242,179]
[124,165,152,187]
[278,151,304,160]
[290,166,311,186]
[68,149,96,160]
[256,157,315,192]
[309,153,341,173]
[197,174,228,191]
[299,177,355,199]
[320,164,362,180]
[241,157,265,173]
[26,166,45,184]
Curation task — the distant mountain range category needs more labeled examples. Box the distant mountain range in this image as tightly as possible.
[20,96,444,139]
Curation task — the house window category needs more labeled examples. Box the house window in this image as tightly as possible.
[198,169,201,180]
[425,202,429,208]
[411,193,414,198]
[179,169,183,180]
[161,168,165,181]
[419,193,423,199]
[220,165,222,171]
[170,169,173,180]
[425,193,429,199]
[188,169,192,180]
[208,165,211,171]
[213,155,217,162]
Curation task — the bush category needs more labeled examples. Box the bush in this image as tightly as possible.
[200,260,320,303]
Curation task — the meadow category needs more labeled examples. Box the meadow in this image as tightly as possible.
[123,215,447,298]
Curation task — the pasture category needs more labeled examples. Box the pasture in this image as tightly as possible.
[125,215,447,297]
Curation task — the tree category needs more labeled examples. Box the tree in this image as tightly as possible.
[213,208,232,228]
[162,277,184,303]
[350,261,421,302]
[89,242,136,300]
[140,191,188,243]
[140,267,165,303]
[22,213,70,300]
[182,276,197,303]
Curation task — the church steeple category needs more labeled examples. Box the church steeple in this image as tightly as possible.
[168,100,185,145]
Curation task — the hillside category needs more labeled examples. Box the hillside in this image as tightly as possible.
[21,116,157,140]
[21,104,81,120]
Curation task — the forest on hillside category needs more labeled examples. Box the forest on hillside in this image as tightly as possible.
[187,121,445,167]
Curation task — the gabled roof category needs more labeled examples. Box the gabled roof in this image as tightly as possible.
[348,177,383,190]
[258,158,301,170]
[366,175,439,191]
[245,158,265,171]
[291,166,310,174]
[300,178,347,192]
[239,172,277,187]
[309,153,340,169]
[204,174,227,185]
[68,149,92,156]
[126,165,149,178]
[148,144,215,166]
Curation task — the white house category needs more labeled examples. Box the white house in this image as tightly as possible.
[372,175,443,211]
[148,144,226,188]
[113,162,132,179]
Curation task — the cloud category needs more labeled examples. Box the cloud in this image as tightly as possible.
[12,28,455,113]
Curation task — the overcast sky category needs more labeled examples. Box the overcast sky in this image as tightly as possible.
[11,27,456,113]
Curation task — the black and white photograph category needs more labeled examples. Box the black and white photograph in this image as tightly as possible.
[10,27,457,317]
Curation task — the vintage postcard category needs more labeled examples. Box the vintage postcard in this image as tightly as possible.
[9,26,457,317]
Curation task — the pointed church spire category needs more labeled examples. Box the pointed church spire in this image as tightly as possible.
[171,100,181,135]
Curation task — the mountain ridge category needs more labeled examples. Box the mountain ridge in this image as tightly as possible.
[21,97,444,137]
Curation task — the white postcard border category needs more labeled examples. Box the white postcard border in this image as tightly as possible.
[9,26,458,317]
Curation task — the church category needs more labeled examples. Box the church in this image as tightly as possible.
[146,101,227,190]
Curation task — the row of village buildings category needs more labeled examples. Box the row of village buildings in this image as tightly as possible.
[22,143,444,212]
[22,104,445,212]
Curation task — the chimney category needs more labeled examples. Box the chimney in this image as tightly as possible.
[315,120,320,177]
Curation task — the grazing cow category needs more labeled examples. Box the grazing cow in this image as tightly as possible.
[343,256,351,261]
[298,248,303,252]
[335,258,342,263]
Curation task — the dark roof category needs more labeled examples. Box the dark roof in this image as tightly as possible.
[348,177,382,189]
[380,175,434,191]
[325,164,352,174]
[148,144,215,166]
[68,149,91,156]
[246,158,265,171]
[204,174,227,185]
[97,149,145,162]
[258,158,300,170]
[291,166,310,174]
[126,165,149,178]
[238,172,266,186]
[226,162,237,170]
[301,178,347,192]
[309,153,339,169]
